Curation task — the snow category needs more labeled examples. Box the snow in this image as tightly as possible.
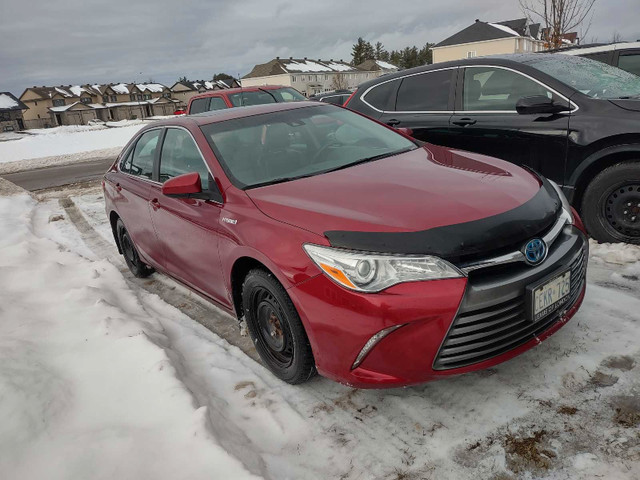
[589,238,640,265]
[54,86,73,97]
[284,60,354,73]
[68,85,87,97]
[376,60,397,70]
[110,83,129,94]
[0,123,144,163]
[204,81,215,89]
[0,194,260,479]
[489,22,521,37]
[49,101,80,112]
[136,83,165,93]
[0,93,19,109]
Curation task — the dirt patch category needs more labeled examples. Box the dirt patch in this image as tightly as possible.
[613,396,640,428]
[557,405,578,415]
[589,371,619,388]
[504,430,557,473]
[602,355,636,371]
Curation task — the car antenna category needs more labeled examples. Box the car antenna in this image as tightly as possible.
[237,72,245,106]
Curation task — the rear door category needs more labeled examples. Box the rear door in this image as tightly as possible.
[376,67,456,146]
[148,126,227,305]
[447,65,570,182]
[111,128,164,266]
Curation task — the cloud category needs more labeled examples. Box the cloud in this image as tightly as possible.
[0,0,637,95]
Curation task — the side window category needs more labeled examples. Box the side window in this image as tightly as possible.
[159,129,211,190]
[119,148,133,173]
[363,79,398,111]
[129,130,160,179]
[618,53,640,76]
[190,97,210,114]
[395,70,452,111]
[208,97,228,111]
[463,67,556,111]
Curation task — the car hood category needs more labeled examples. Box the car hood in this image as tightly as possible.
[246,144,560,261]
[609,98,640,112]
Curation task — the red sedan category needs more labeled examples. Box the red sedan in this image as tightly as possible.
[103,102,588,388]
[186,85,306,115]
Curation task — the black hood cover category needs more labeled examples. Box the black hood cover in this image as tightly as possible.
[324,177,561,264]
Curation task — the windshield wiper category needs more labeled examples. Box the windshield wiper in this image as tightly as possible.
[615,94,640,99]
[245,172,318,189]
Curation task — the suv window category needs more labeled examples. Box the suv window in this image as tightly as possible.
[618,53,640,76]
[208,97,228,111]
[128,129,160,179]
[190,97,210,114]
[463,67,555,111]
[159,128,211,190]
[395,71,452,111]
[363,79,399,111]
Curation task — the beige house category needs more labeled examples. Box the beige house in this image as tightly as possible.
[20,82,180,128]
[432,18,547,63]
[0,92,28,132]
[170,79,241,105]
[241,58,395,96]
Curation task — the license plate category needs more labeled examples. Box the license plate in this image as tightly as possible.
[529,270,571,322]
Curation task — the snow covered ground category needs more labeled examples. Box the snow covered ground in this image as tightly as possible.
[1,186,640,480]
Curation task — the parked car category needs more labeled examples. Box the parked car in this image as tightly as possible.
[308,89,353,105]
[173,109,186,115]
[186,86,306,115]
[345,53,640,244]
[556,41,640,76]
[104,102,587,388]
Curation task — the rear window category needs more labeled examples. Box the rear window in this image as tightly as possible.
[190,97,210,114]
[227,88,305,107]
[362,80,398,110]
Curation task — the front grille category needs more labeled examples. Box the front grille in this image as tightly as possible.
[434,246,586,370]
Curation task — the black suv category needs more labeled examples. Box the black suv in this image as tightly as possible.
[308,90,353,105]
[346,54,640,244]
[556,42,640,76]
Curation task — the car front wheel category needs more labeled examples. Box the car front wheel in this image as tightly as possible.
[242,269,316,384]
[582,161,640,244]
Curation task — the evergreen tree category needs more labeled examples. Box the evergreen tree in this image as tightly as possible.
[178,76,188,82]
[351,37,376,66]
[417,43,434,66]
[374,42,388,61]
[213,73,234,81]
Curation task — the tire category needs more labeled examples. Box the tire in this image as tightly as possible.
[242,269,316,384]
[581,161,640,245]
[116,218,154,278]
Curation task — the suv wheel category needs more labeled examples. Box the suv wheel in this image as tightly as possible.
[116,219,155,277]
[242,269,316,384]
[582,162,640,244]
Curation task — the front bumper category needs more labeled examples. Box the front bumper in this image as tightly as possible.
[289,226,587,388]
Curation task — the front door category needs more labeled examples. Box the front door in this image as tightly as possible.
[377,67,456,147]
[149,127,227,305]
[447,66,570,183]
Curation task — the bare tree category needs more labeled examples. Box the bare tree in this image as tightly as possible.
[331,73,349,91]
[611,31,622,43]
[520,0,596,49]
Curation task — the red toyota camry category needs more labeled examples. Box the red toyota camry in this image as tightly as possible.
[103,102,588,388]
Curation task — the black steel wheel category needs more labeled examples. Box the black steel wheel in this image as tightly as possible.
[116,218,154,278]
[582,162,640,244]
[242,269,316,384]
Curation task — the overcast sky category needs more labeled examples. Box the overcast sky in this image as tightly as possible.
[1,0,638,95]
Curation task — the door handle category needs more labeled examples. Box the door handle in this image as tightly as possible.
[150,198,160,211]
[452,118,477,127]
[386,119,401,127]
[115,183,122,192]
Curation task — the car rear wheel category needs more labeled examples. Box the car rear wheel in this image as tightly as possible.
[582,162,640,244]
[116,218,154,278]
[242,269,316,384]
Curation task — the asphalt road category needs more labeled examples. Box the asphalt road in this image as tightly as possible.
[2,157,114,191]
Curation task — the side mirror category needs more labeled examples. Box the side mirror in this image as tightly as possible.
[162,172,202,197]
[516,95,571,115]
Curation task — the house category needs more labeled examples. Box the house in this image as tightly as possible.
[432,18,547,63]
[0,92,28,132]
[355,59,399,76]
[19,82,180,128]
[170,78,241,105]
[241,58,386,96]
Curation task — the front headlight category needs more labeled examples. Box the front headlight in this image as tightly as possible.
[303,244,463,293]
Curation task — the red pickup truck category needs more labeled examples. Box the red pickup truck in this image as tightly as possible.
[186,86,306,115]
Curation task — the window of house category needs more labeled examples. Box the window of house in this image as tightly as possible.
[103,96,109,103]
[81,97,91,104]
[110,95,117,102]
[159,128,211,189]
[395,70,452,111]
[126,129,160,179]
[52,99,65,107]
[3,125,15,132]
[162,93,171,98]
[34,101,38,106]
[143,94,151,100]
[467,51,477,58]
[292,76,297,82]
[463,66,555,111]
[130,94,136,101]
[137,94,143,101]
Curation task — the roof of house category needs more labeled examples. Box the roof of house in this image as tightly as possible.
[23,82,171,100]
[356,59,399,71]
[435,18,541,48]
[171,78,240,92]
[243,58,356,79]
[0,92,28,111]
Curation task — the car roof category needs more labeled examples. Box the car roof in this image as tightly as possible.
[191,85,292,98]
[147,101,327,128]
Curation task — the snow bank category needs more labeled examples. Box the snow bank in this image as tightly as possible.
[0,194,260,480]
[0,123,143,163]
[589,238,640,265]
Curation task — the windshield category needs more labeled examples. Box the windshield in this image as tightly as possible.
[227,88,306,107]
[526,55,640,99]
[200,104,416,189]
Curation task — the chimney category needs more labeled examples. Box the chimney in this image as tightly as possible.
[475,19,480,22]
[276,56,280,59]
[289,56,293,60]
[304,57,307,60]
